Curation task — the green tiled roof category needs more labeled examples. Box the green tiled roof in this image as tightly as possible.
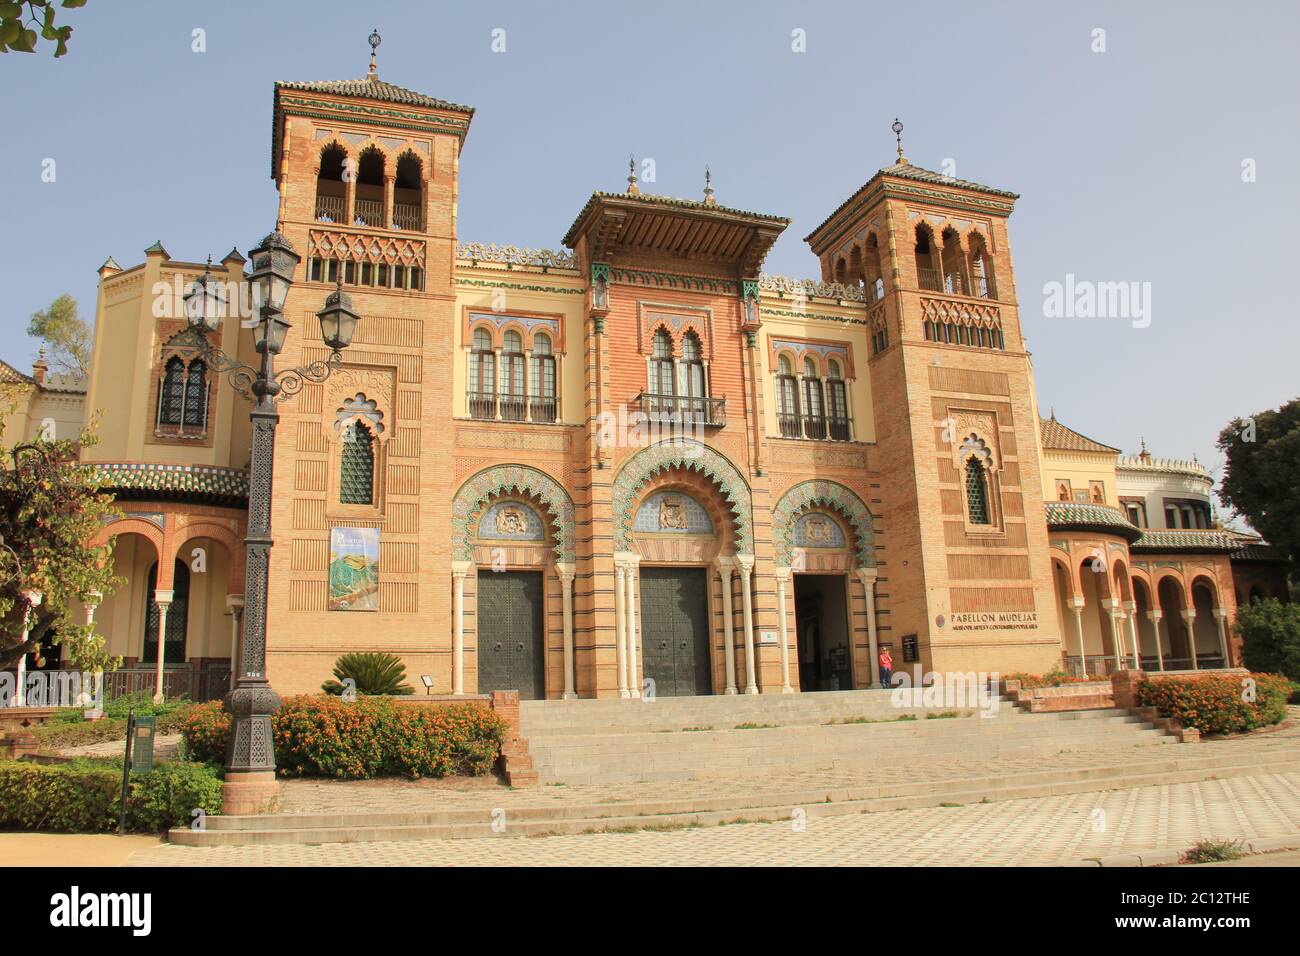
[1039,417,1120,454]
[273,76,473,114]
[563,190,790,248]
[1130,528,1239,553]
[1044,501,1141,541]
[92,462,248,505]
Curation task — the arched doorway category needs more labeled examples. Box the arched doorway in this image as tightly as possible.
[1157,577,1191,669]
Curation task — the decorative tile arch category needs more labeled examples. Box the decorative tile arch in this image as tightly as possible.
[612,441,752,554]
[773,480,876,568]
[452,464,575,563]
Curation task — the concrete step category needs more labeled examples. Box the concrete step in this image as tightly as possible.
[167,748,1300,847]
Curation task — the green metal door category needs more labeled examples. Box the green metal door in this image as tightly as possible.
[476,571,545,699]
[639,567,712,697]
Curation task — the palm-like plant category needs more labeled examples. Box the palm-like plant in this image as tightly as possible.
[321,652,415,696]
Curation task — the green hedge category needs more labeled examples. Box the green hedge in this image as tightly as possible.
[0,759,222,833]
[181,695,508,780]
[1135,672,1291,735]
[32,696,197,750]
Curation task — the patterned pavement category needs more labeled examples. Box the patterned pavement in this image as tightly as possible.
[125,772,1300,866]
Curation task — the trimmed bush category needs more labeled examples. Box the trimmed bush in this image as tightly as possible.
[32,700,196,750]
[180,695,508,780]
[1135,672,1290,735]
[1003,669,1094,689]
[0,759,222,833]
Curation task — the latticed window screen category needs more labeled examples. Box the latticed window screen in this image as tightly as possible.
[651,330,674,395]
[965,456,991,525]
[159,357,185,425]
[339,421,375,504]
[182,360,207,428]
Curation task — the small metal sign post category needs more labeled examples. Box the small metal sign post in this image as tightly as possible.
[117,711,157,835]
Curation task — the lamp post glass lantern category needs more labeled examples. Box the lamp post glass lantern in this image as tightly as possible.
[178,230,358,807]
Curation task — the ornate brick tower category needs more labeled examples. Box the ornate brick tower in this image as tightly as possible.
[804,132,1062,677]
[263,33,474,691]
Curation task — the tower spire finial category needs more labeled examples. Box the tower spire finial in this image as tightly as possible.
[368,29,382,78]
[703,165,715,206]
[891,117,908,165]
[626,154,640,195]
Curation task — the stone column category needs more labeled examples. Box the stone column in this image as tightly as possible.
[451,561,471,695]
[716,558,737,695]
[856,567,881,688]
[613,562,629,698]
[624,557,641,698]
[774,567,793,693]
[1212,607,1231,668]
[14,592,42,708]
[383,174,395,229]
[558,564,577,699]
[83,590,102,708]
[1123,600,1140,670]
[152,589,174,704]
[1183,609,1198,670]
[737,554,758,695]
[225,594,245,692]
[1101,598,1122,669]
[1069,596,1087,678]
[1148,610,1165,671]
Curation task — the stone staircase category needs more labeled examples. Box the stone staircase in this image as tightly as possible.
[518,690,1175,785]
[165,693,1300,847]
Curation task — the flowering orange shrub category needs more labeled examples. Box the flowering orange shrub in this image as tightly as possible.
[179,696,508,779]
[1135,672,1290,735]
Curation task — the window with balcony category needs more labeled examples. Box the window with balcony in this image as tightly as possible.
[467,325,562,423]
[774,354,852,441]
[968,232,997,300]
[315,142,347,223]
[354,146,386,228]
[915,223,941,292]
[638,327,723,426]
[393,150,423,231]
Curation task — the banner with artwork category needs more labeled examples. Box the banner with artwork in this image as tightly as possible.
[328,527,380,611]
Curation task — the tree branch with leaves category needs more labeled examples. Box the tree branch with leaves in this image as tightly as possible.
[0,0,85,56]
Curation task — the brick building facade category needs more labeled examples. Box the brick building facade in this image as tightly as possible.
[63,59,1288,702]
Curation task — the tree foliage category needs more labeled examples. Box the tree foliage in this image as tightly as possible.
[1236,598,1300,683]
[0,389,120,672]
[1217,398,1300,569]
[27,293,90,378]
[0,0,85,57]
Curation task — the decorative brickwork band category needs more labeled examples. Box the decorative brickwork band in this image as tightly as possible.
[611,440,753,554]
[451,464,576,563]
[772,479,876,568]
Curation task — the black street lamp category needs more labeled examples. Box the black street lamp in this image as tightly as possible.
[181,231,359,812]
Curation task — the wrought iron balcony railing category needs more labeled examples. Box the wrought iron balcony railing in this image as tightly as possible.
[314,194,346,223]
[636,392,726,428]
[393,202,422,231]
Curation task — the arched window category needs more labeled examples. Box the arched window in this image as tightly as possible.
[315,143,347,222]
[680,331,706,421]
[826,359,850,441]
[469,327,496,419]
[941,227,968,295]
[650,330,675,410]
[394,151,423,230]
[500,330,526,421]
[158,357,184,426]
[965,455,991,525]
[354,146,386,227]
[915,224,940,291]
[969,233,996,299]
[530,332,557,422]
[802,357,825,439]
[776,355,801,438]
[339,420,376,505]
[182,360,207,429]
[143,560,189,665]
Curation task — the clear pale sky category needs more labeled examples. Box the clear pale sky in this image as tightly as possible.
[2,0,1297,476]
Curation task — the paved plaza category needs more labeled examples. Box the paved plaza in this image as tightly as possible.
[121,771,1300,867]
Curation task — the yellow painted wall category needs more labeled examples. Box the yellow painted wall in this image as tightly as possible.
[1040,447,1120,507]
